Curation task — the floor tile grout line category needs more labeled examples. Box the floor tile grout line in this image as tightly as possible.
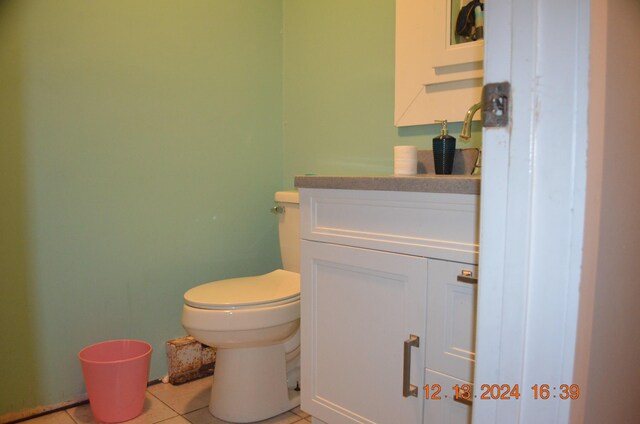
[144,390,181,422]
[181,406,209,418]
[153,415,188,424]
[63,409,76,424]
[290,411,310,419]
[146,386,211,417]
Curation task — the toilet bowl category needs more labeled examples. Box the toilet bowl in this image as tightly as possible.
[181,191,301,423]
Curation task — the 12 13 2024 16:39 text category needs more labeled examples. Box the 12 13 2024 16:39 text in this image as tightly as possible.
[424,383,580,401]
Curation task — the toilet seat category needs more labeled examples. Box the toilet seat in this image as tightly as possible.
[184,269,300,310]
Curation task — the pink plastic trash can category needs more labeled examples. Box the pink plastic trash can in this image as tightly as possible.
[78,340,152,423]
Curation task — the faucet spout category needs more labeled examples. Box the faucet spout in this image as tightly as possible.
[460,102,482,140]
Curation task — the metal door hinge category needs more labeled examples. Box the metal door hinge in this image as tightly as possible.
[482,82,510,127]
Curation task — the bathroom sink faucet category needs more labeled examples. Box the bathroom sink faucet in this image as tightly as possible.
[460,102,482,140]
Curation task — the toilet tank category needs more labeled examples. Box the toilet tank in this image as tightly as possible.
[274,191,300,273]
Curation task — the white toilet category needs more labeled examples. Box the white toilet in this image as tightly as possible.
[181,191,301,423]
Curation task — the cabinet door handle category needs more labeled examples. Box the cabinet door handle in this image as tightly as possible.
[403,334,419,397]
[454,396,473,406]
[457,270,478,284]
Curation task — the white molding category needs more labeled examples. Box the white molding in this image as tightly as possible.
[473,1,590,423]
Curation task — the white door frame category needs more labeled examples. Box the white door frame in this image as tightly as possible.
[473,1,590,423]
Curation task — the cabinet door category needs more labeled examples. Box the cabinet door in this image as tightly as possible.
[426,259,478,382]
[301,240,428,424]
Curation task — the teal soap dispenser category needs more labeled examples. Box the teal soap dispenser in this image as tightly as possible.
[433,120,456,174]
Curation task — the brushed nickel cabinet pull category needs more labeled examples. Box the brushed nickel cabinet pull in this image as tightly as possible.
[403,334,419,397]
[457,270,478,284]
[454,396,473,406]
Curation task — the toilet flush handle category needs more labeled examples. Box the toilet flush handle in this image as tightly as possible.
[271,205,285,214]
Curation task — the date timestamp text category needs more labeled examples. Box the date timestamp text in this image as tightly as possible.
[424,383,580,401]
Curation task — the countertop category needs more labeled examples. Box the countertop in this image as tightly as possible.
[294,174,481,195]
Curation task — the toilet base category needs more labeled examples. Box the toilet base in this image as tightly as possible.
[209,343,300,423]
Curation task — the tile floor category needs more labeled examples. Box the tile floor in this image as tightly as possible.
[22,377,311,424]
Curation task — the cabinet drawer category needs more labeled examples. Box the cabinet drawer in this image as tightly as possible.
[300,188,479,263]
[426,259,478,382]
[423,369,473,424]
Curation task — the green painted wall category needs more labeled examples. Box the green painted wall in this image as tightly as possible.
[0,0,283,415]
[1,0,482,416]
[0,0,42,414]
[282,0,481,187]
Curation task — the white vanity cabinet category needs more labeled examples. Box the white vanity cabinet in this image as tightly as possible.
[299,188,479,424]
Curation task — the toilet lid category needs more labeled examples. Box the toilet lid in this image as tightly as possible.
[184,269,300,310]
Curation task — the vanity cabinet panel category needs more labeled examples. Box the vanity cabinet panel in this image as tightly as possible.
[300,240,428,424]
[426,259,478,382]
[301,188,479,264]
[423,369,473,424]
